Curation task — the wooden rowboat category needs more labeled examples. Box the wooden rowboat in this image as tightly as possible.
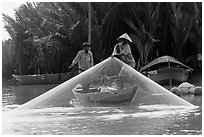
[72,84,138,105]
[140,56,193,85]
[12,74,61,85]
[11,65,79,85]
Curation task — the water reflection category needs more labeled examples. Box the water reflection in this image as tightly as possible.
[10,84,58,105]
[2,84,202,135]
[2,105,201,135]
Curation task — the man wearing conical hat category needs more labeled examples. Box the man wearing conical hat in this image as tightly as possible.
[112,33,136,68]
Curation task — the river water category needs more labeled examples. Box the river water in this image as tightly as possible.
[2,82,202,135]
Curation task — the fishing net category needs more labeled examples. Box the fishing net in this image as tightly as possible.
[18,57,194,109]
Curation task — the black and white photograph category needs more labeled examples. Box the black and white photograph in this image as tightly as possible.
[2,1,202,135]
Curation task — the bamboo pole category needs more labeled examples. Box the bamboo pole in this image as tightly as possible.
[168,59,172,89]
[88,2,91,44]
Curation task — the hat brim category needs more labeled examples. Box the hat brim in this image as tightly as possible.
[117,33,132,43]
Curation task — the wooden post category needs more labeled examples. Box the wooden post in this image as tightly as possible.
[168,59,172,89]
[169,75,172,89]
[88,2,91,44]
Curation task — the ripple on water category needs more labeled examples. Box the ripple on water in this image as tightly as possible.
[2,104,202,135]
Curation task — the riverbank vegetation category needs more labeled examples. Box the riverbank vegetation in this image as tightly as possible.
[2,2,202,78]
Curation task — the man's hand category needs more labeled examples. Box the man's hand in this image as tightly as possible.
[69,63,78,69]
[69,64,74,68]
[111,54,122,58]
[111,54,116,57]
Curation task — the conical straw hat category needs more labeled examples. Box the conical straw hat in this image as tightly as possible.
[117,33,132,43]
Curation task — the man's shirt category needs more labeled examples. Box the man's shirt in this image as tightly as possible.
[72,50,94,71]
[113,43,135,68]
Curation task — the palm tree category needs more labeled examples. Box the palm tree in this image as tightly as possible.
[2,2,202,76]
[2,40,14,78]
[98,3,161,67]
[169,2,195,62]
[126,3,161,67]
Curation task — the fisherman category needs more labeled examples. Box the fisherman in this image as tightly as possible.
[70,42,94,73]
[70,42,93,93]
[112,33,136,68]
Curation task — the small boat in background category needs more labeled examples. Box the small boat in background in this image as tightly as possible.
[12,73,61,85]
[72,83,138,105]
[11,64,79,85]
[140,56,193,85]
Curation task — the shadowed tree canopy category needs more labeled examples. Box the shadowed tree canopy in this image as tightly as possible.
[2,2,202,77]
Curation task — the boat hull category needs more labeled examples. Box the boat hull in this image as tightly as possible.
[72,85,138,105]
[147,67,190,85]
[11,72,77,85]
[12,74,60,85]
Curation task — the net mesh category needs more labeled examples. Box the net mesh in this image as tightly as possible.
[18,57,194,109]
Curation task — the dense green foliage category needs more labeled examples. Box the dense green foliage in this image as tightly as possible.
[2,2,202,78]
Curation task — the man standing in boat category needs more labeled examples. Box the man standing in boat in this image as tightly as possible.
[71,42,94,73]
[112,33,136,68]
